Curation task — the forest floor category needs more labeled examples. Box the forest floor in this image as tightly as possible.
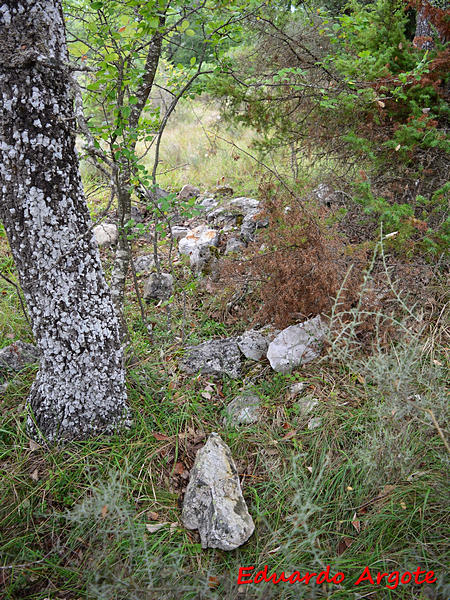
[0,101,448,600]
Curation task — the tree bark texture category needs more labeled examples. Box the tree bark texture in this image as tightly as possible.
[0,0,130,441]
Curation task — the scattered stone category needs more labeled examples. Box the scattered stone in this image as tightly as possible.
[314,183,342,207]
[178,225,219,256]
[225,237,246,254]
[189,245,214,273]
[198,197,219,210]
[229,197,261,213]
[289,382,307,397]
[237,330,268,361]
[266,316,327,373]
[225,394,261,425]
[130,205,146,223]
[178,225,220,271]
[207,206,240,229]
[214,185,234,197]
[240,210,269,243]
[307,417,322,430]
[181,433,255,550]
[180,339,241,379]
[0,341,40,372]
[93,223,118,246]
[133,254,155,273]
[143,273,174,301]
[298,397,319,415]
[178,184,200,200]
[171,226,189,240]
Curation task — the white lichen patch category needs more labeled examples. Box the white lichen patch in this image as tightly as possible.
[0,0,130,442]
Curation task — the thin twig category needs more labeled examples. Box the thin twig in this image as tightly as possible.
[0,272,32,329]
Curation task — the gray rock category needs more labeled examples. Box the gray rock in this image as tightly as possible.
[240,210,269,243]
[207,206,239,229]
[0,341,40,372]
[178,225,220,271]
[298,396,319,415]
[267,316,327,373]
[198,197,219,210]
[214,185,234,197]
[307,417,322,430]
[178,225,219,255]
[225,394,261,425]
[134,254,155,273]
[237,330,268,361]
[93,223,118,246]
[143,273,174,301]
[225,237,246,254]
[189,245,214,273]
[313,184,343,207]
[181,433,255,550]
[229,197,260,213]
[180,339,242,379]
[178,184,200,200]
[130,205,146,223]
[289,382,307,397]
[171,226,189,240]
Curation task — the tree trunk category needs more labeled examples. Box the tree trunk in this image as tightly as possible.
[0,0,130,441]
[414,7,435,49]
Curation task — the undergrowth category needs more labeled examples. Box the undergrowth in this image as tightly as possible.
[1,217,448,598]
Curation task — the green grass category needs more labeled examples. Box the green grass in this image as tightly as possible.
[1,122,448,600]
[1,275,448,599]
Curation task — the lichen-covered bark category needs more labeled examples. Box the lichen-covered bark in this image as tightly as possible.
[0,0,130,441]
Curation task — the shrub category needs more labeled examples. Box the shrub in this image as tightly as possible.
[219,183,363,328]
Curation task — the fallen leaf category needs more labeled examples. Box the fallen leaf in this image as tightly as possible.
[306,466,313,473]
[173,462,185,475]
[208,575,219,588]
[152,432,170,441]
[282,430,297,440]
[377,100,385,108]
[400,501,407,510]
[201,391,212,400]
[148,511,159,521]
[29,440,40,452]
[337,537,353,555]
[30,468,39,482]
[352,513,361,533]
[101,505,108,518]
[118,26,126,32]
[146,522,169,533]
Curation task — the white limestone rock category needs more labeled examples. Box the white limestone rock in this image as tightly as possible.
[225,394,261,425]
[178,184,200,200]
[93,223,118,246]
[143,273,174,301]
[180,339,242,379]
[134,254,155,273]
[225,237,246,254]
[0,341,40,372]
[267,316,327,373]
[178,225,220,271]
[182,433,255,550]
[237,330,268,361]
[171,226,189,240]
